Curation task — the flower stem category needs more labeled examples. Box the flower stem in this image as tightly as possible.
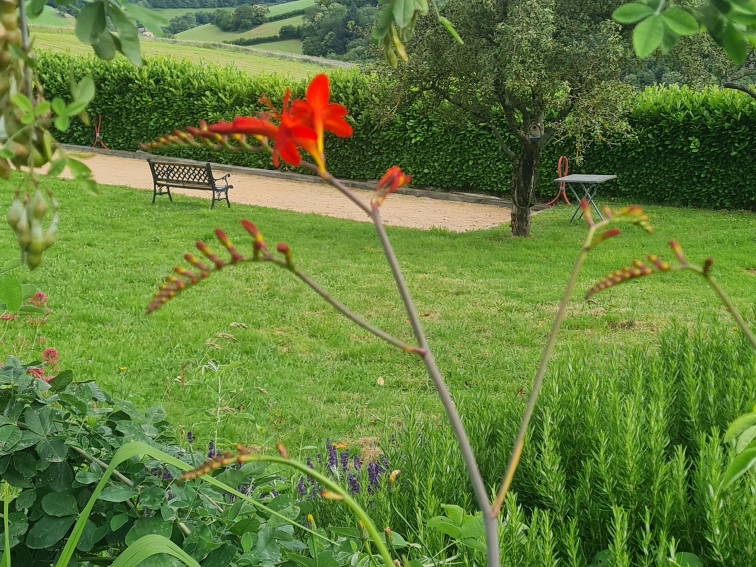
[291,267,423,354]
[369,203,500,567]
[702,273,756,349]
[244,455,395,567]
[491,226,596,515]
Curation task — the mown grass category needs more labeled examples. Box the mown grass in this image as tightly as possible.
[32,28,329,80]
[1,174,753,452]
[176,15,305,42]
[254,39,304,53]
[30,6,73,27]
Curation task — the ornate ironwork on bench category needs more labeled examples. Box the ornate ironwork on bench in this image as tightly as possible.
[147,159,233,209]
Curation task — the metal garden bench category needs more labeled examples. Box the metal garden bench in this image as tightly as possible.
[147,159,233,208]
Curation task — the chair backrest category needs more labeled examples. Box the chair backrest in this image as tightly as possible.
[148,160,213,186]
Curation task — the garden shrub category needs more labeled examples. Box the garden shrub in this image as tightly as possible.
[0,356,383,566]
[36,52,755,209]
[305,321,755,565]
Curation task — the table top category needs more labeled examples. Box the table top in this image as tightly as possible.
[554,174,617,184]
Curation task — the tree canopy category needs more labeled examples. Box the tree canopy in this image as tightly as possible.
[397,0,634,236]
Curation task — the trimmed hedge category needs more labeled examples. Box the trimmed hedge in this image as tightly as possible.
[37,52,756,209]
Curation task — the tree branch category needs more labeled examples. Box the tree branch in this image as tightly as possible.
[723,82,756,100]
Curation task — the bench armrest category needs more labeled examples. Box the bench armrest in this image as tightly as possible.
[214,173,231,182]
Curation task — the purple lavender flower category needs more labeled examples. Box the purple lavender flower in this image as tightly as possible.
[270,489,279,498]
[347,472,360,494]
[316,453,322,465]
[207,440,216,458]
[326,440,337,471]
[297,476,306,496]
[187,430,193,443]
[306,457,314,469]
[367,461,380,493]
[353,455,362,470]
[239,484,249,495]
[162,468,173,481]
[340,451,349,474]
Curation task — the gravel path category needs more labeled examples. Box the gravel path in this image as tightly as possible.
[59,152,512,232]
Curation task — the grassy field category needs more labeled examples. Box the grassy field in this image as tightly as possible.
[32,28,330,79]
[155,0,313,21]
[1,173,753,452]
[254,39,304,53]
[267,0,315,17]
[176,14,305,42]
[30,5,74,27]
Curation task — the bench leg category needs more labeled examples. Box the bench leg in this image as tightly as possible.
[152,184,157,204]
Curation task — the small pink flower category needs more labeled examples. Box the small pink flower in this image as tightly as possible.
[43,375,55,383]
[42,348,59,365]
[26,367,44,379]
[0,313,17,321]
[28,291,48,307]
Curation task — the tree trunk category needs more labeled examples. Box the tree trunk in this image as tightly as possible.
[510,142,540,237]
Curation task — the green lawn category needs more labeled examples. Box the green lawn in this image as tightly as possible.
[30,5,74,27]
[1,173,754,452]
[254,39,304,54]
[176,15,305,42]
[267,0,315,17]
[33,29,329,80]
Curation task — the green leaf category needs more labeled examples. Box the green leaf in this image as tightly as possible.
[36,438,68,463]
[42,491,79,517]
[123,3,168,36]
[92,30,118,60]
[720,23,749,63]
[613,3,655,24]
[725,411,756,442]
[441,504,465,525]
[0,425,22,455]
[109,5,142,66]
[28,0,47,18]
[41,462,73,492]
[75,470,101,485]
[372,4,394,41]
[672,551,704,567]
[392,0,416,29]
[721,447,756,490]
[49,370,74,392]
[111,535,201,567]
[10,93,33,115]
[72,76,96,106]
[75,1,107,45]
[0,273,23,313]
[25,515,76,549]
[438,16,463,44]
[662,7,700,35]
[125,517,172,546]
[633,14,665,57]
[110,514,131,533]
[736,425,756,453]
[427,516,461,538]
[66,157,92,179]
[99,485,136,503]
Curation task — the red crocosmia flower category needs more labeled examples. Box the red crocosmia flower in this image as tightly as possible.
[377,166,411,192]
[292,73,352,159]
[26,367,44,379]
[374,166,412,205]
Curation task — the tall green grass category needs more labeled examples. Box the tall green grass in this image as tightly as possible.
[307,322,755,565]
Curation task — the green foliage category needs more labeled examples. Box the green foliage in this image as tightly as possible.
[614,0,756,63]
[0,356,388,566]
[310,322,755,565]
[36,52,756,209]
[722,406,756,489]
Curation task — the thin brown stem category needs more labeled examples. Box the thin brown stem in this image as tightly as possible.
[491,224,598,515]
[702,273,756,349]
[369,203,499,567]
[291,267,423,354]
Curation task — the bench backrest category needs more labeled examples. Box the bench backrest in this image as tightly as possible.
[148,160,214,187]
